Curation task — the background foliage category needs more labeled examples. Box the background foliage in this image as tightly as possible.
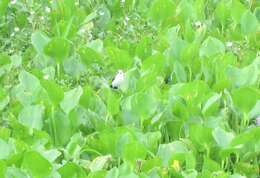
[0,0,260,177]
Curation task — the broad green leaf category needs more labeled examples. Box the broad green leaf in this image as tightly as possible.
[0,139,12,160]
[214,1,230,26]
[41,79,64,106]
[248,100,260,119]
[122,141,147,164]
[174,60,187,82]
[44,37,71,62]
[0,53,11,66]
[89,155,112,172]
[226,63,259,87]
[157,141,188,166]
[22,151,52,178]
[79,46,103,66]
[60,86,83,114]
[5,167,29,178]
[0,87,9,111]
[54,109,73,146]
[240,10,259,35]
[99,87,120,115]
[202,93,221,116]
[19,70,41,92]
[199,37,225,58]
[131,87,159,120]
[231,0,246,24]
[148,0,175,24]
[189,124,214,150]
[212,127,234,148]
[0,0,8,16]
[31,31,50,55]
[176,0,196,21]
[107,47,132,70]
[0,161,6,178]
[230,127,260,147]
[231,87,260,113]
[255,7,260,22]
[79,85,106,115]
[135,37,152,60]
[58,162,86,178]
[141,53,165,76]
[18,104,44,130]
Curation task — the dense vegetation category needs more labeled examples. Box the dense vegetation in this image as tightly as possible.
[0,0,260,177]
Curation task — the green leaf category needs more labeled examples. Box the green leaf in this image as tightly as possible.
[41,79,64,106]
[44,38,71,62]
[248,100,260,119]
[0,139,12,160]
[99,87,120,116]
[240,10,259,35]
[54,109,73,146]
[0,161,6,178]
[0,0,8,16]
[18,104,45,131]
[226,63,259,87]
[58,162,86,178]
[212,127,234,148]
[0,53,11,66]
[31,31,50,55]
[107,47,132,70]
[60,86,83,114]
[174,60,187,82]
[214,1,230,26]
[0,87,9,111]
[189,124,214,150]
[199,37,225,58]
[202,93,221,116]
[231,87,260,113]
[122,141,147,164]
[148,0,175,24]
[231,0,246,24]
[89,155,112,172]
[157,141,188,166]
[5,167,29,178]
[22,151,52,178]
[19,70,41,92]
[79,46,103,66]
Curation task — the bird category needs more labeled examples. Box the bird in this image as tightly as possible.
[111,70,125,89]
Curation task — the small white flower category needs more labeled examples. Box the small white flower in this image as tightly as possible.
[79,28,86,34]
[99,11,105,16]
[194,21,202,28]
[226,41,233,48]
[11,33,15,37]
[14,27,20,32]
[123,20,128,26]
[43,75,49,80]
[112,70,125,88]
[10,0,17,5]
[45,7,51,13]
[30,11,35,15]
[256,115,260,126]
[121,0,126,3]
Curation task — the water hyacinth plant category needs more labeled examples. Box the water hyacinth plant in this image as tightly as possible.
[0,0,260,177]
